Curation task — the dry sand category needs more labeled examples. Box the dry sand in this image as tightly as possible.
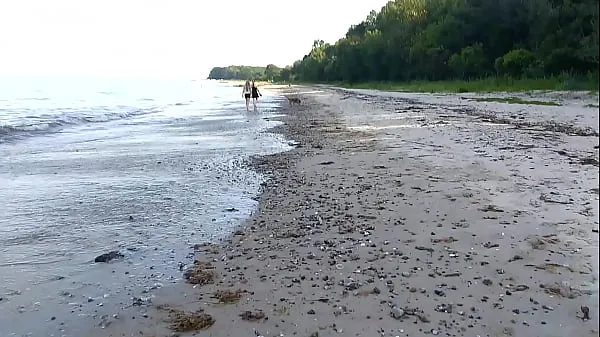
[95,85,598,337]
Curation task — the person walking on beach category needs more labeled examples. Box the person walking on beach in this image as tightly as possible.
[242,80,252,112]
[251,80,262,110]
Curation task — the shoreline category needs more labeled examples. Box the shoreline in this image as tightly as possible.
[97,85,597,337]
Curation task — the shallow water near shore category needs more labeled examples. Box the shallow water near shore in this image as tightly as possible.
[0,78,291,336]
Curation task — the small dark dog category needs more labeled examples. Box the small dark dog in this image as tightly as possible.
[287,96,301,105]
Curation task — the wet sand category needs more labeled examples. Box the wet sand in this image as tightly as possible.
[95,86,598,337]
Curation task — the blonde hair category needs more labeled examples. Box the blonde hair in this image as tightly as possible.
[244,80,251,90]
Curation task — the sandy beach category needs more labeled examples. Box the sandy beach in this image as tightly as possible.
[92,85,598,337]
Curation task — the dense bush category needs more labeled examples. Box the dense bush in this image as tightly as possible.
[210,0,598,86]
[290,0,598,83]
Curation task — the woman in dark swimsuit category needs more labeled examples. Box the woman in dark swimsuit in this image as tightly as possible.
[251,81,262,110]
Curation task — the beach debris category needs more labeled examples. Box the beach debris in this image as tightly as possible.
[98,314,113,329]
[356,288,377,296]
[527,234,559,249]
[212,289,244,304]
[184,261,217,285]
[435,303,453,313]
[526,263,589,274]
[540,191,575,204]
[225,207,239,212]
[541,282,589,299]
[480,205,504,212]
[415,246,434,253]
[165,308,215,332]
[431,236,458,244]
[542,305,554,311]
[276,230,305,239]
[508,255,523,262]
[240,310,266,321]
[402,307,430,323]
[483,241,500,248]
[505,284,529,292]
[581,306,590,320]
[444,272,461,277]
[132,296,152,307]
[94,251,124,263]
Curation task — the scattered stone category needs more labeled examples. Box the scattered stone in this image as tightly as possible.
[506,284,529,292]
[390,307,405,319]
[415,246,434,253]
[435,304,453,313]
[483,279,493,286]
[483,242,500,249]
[94,251,124,263]
[508,255,523,262]
[431,237,458,244]
[240,311,266,321]
[480,205,504,212]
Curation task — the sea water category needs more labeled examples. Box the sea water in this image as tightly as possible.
[0,76,290,336]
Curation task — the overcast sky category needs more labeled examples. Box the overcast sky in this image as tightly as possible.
[0,0,389,79]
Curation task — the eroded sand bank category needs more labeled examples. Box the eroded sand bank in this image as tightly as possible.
[96,86,598,337]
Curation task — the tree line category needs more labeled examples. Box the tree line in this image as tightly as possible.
[207,64,292,82]
[209,0,598,84]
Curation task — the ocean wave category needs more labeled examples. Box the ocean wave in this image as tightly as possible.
[0,106,162,142]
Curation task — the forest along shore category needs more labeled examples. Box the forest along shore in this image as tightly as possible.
[110,86,598,337]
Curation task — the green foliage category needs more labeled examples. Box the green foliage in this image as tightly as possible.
[207,64,293,83]
[289,0,598,85]
[264,64,280,81]
[207,66,267,81]
[473,97,560,106]
[495,49,537,77]
[449,44,488,79]
[338,75,599,93]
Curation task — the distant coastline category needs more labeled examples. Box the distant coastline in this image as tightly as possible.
[207,65,292,83]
